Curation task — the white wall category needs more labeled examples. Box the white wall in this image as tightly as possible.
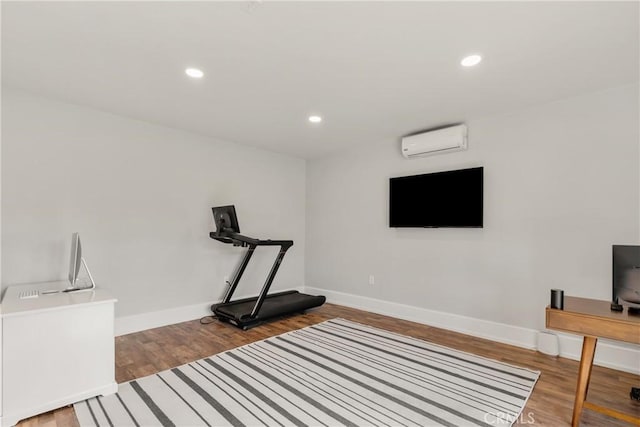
[306,84,639,333]
[2,88,306,319]
[2,83,638,368]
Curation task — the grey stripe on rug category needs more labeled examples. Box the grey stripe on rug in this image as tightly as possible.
[75,318,540,427]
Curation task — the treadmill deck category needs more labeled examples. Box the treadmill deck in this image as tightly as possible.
[212,290,325,329]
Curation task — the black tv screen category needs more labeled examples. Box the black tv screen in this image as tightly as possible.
[389,167,483,228]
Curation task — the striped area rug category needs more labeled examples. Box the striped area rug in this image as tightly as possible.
[75,318,539,426]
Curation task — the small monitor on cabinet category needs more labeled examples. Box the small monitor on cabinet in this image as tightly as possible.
[68,232,82,286]
[65,232,96,292]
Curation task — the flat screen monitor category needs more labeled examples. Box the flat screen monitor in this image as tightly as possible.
[389,166,483,228]
[212,205,241,235]
[64,232,96,292]
[613,245,640,308]
[68,232,82,286]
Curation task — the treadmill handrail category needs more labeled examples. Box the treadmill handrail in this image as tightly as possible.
[210,231,293,249]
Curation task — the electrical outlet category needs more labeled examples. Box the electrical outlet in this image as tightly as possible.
[368,275,375,285]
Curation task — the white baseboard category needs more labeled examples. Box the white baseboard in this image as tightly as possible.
[305,286,640,375]
[114,287,305,336]
[555,332,640,374]
[115,302,212,336]
[305,286,539,349]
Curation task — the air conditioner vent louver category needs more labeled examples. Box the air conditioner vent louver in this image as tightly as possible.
[401,124,467,158]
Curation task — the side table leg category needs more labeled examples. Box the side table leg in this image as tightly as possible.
[572,336,597,427]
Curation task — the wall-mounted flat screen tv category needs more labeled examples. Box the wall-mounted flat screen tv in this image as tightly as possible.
[389,166,483,228]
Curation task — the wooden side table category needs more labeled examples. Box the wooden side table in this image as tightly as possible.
[546,296,640,426]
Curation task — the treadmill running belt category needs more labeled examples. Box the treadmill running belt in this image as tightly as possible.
[214,291,325,326]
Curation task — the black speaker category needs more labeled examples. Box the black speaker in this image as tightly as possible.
[550,289,564,310]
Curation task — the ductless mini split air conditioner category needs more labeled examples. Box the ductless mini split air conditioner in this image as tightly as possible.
[401,124,468,158]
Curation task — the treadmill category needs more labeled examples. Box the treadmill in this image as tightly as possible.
[209,205,325,330]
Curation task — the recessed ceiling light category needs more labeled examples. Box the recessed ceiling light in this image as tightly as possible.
[461,55,482,67]
[185,68,204,78]
[308,115,322,123]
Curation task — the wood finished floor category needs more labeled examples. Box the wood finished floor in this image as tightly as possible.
[18,303,640,426]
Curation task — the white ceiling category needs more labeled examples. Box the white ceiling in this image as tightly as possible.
[2,1,638,159]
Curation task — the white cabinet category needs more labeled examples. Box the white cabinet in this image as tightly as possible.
[1,282,117,427]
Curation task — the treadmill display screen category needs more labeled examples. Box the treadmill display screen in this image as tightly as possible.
[212,205,241,234]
